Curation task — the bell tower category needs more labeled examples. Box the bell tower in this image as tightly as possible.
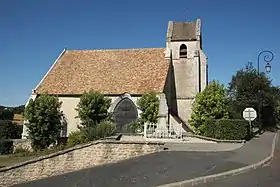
[165,19,208,130]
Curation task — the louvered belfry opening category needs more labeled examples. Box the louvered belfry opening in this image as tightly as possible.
[179,44,187,58]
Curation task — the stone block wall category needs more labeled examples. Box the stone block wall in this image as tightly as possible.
[0,140,164,187]
[11,139,32,152]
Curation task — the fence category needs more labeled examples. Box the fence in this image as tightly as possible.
[143,123,183,139]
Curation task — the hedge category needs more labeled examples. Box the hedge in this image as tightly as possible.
[0,120,23,140]
[0,140,13,155]
[0,110,14,120]
[202,119,249,140]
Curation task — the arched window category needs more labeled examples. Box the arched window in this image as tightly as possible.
[179,44,187,58]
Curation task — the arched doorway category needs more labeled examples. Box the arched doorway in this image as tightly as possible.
[112,98,138,133]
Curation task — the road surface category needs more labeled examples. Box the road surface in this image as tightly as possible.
[195,134,280,187]
[13,151,234,187]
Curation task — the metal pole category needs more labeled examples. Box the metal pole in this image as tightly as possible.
[257,51,274,134]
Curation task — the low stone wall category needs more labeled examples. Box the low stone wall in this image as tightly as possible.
[0,140,164,187]
[11,139,32,152]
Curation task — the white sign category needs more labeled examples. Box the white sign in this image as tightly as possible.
[243,107,257,121]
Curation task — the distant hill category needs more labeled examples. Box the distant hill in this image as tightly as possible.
[0,105,25,114]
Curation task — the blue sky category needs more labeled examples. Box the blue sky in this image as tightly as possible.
[0,0,279,106]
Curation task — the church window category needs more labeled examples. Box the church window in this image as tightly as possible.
[179,44,187,58]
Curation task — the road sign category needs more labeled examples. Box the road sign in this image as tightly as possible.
[243,107,257,121]
[243,107,257,138]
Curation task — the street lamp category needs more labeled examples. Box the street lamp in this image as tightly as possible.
[257,50,274,134]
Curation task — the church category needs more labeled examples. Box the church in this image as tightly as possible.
[22,19,208,138]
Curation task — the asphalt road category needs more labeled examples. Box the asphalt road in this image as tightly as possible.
[13,151,236,187]
[194,136,280,187]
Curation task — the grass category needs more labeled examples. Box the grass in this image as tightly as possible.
[0,145,69,168]
[13,114,24,125]
[0,154,39,168]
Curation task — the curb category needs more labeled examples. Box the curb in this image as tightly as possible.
[186,134,246,144]
[157,132,278,187]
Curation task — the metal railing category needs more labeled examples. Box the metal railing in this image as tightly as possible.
[143,123,183,139]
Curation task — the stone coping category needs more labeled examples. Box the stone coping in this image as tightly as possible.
[0,140,165,172]
[188,134,246,143]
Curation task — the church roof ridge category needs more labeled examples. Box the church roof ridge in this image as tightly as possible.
[66,47,165,52]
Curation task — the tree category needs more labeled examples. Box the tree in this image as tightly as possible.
[228,65,278,129]
[137,92,159,125]
[24,94,63,150]
[76,90,111,128]
[189,80,229,134]
[0,110,14,120]
[0,120,22,139]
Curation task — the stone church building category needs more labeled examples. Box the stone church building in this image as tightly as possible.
[22,19,208,139]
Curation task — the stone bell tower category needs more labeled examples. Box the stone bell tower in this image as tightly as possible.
[164,19,208,131]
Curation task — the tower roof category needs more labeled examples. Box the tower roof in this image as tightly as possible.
[167,19,201,41]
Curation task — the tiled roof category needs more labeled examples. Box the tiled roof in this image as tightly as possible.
[35,48,170,95]
[171,22,197,41]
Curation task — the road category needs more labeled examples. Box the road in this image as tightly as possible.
[13,151,235,187]
[195,135,280,187]
[11,132,276,187]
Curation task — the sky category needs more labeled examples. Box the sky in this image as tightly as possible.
[0,0,279,106]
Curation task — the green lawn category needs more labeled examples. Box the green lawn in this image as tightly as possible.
[0,154,40,168]
[0,146,68,168]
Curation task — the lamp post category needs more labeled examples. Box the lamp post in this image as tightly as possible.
[257,50,273,134]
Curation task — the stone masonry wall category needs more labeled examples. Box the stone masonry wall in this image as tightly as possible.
[0,140,164,187]
[12,139,32,152]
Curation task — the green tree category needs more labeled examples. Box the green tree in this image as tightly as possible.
[24,94,63,150]
[76,90,111,128]
[228,65,279,129]
[0,120,22,139]
[189,80,229,134]
[137,92,159,125]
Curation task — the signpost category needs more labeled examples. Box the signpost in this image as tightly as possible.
[243,107,257,137]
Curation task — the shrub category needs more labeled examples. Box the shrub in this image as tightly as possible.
[0,110,14,120]
[67,131,87,147]
[24,94,63,150]
[189,81,229,133]
[137,92,159,124]
[125,119,142,134]
[0,140,13,155]
[80,119,116,141]
[202,119,249,140]
[68,120,116,146]
[0,120,22,139]
[13,146,31,156]
[76,90,111,128]
[95,120,116,139]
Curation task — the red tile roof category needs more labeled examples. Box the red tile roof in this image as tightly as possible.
[35,48,170,95]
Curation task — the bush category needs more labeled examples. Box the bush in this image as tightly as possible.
[76,90,111,128]
[13,146,31,156]
[189,81,229,133]
[95,120,116,139]
[0,120,23,139]
[81,120,116,141]
[0,140,13,155]
[202,119,249,140]
[24,94,63,150]
[68,120,116,147]
[125,119,142,134]
[137,92,159,124]
[67,131,87,147]
[0,110,14,120]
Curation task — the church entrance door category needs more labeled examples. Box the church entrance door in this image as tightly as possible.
[112,98,138,133]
